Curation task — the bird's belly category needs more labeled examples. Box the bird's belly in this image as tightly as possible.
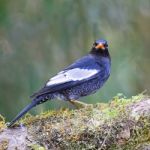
[61,77,108,100]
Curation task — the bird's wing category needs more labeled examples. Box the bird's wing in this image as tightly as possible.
[31,68,101,98]
[46,68,99,86]
[31,55,103,98]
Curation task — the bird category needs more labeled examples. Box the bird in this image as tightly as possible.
[7,39,111,127]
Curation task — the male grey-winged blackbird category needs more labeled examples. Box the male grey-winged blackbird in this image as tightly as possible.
[8,39,111,127]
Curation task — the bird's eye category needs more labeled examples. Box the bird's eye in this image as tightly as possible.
[93,42,98,46]
[105,43,108,47]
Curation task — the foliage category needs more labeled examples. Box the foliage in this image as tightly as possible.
[0,0,149,120]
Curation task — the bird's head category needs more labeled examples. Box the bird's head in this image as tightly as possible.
[90,39,109,57]
[93,39,108,51]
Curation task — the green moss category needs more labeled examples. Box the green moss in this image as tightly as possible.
[17,93,146,127]
[2,93,149,149]
[0,114,6,131]
[28,144,46,150]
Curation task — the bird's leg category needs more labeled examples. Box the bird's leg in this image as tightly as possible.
[69,99,92,108]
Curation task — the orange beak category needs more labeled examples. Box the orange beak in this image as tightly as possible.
[95,43,105,50]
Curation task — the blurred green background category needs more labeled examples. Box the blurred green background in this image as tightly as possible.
[0,0,150,120]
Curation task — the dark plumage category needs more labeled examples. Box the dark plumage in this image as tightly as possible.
[8,39,111,127]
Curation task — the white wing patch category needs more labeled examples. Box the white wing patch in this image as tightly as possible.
[46,68,98,86]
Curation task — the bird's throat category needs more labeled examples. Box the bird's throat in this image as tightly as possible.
[90,48,110,59]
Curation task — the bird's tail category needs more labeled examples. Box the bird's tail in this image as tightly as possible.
[7,99,39,127]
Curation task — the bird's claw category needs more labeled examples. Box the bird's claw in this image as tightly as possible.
[69,100,93,109]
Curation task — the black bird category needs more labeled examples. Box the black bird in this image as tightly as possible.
[8,39,111,127]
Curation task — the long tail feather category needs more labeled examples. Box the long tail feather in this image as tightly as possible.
[7,100,38,127]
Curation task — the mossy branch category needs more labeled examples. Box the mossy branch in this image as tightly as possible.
[0,94,150,150]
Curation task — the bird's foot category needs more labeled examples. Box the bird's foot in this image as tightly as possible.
[69,100,92,109]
